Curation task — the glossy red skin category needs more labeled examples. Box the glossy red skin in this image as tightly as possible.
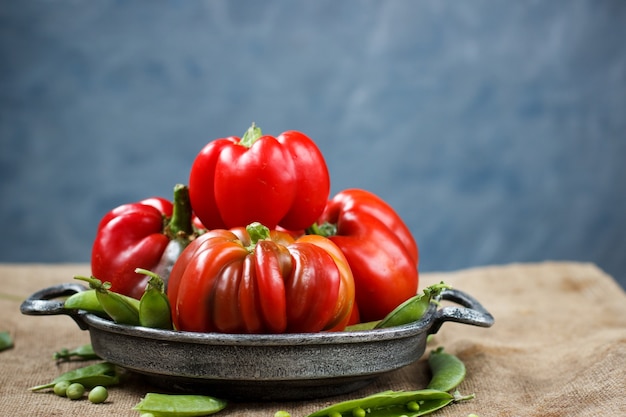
[91,200,171,300]
[91,196,204,299]
[167,228,355,334]
[318,189,419,322]
[189,131,330,230]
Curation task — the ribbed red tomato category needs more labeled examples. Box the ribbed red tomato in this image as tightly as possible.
[167,223,355,334]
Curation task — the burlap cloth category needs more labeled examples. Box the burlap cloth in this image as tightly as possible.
[1,261,625,416]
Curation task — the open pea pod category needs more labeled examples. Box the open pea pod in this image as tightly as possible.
[306,389,454,417]
[30,362,121,391]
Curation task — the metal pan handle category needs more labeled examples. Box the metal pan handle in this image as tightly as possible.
[429,288,495,334]
[20,283,90,330]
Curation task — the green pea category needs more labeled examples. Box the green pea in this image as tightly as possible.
[427,347,466,392]
[66,382,85,400]
[137,268,174,330]
[351,407,366,417]
[274,412,291,417]
[406,400,420,411]
[0,330,14,351]
[329,412,342,417]
[133,393,227,416]
[53,380,71,397]
[88,385,108,404]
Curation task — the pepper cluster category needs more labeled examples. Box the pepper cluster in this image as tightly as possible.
[89,123,419,333]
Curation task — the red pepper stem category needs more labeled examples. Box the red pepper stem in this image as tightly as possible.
[239,122,263,148]
[306,222,338,238]
[166,184,194,238]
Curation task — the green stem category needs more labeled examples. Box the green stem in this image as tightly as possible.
[240,122,263,148]
[306,222,338,238]
[74,275,109,293]
[246,222,270,251]
[453,391,476,402]
[135,268,165,292]
[166,184,194,237]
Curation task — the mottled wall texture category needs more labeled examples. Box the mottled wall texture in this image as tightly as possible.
[2,1,625,288]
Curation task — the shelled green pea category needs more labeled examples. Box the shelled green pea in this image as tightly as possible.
[53,381,71,397]
[88,386,108,404]
[66,383,85,400]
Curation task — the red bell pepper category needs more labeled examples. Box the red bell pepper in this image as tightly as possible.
[91,184,202,299]
[188,123,330,231]
[167,222,355,334]
[309,189,419,323]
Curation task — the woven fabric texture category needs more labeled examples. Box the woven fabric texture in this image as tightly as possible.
[1,262,625,416]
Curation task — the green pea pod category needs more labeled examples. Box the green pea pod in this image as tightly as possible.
[374,282,452,329]
[74,275,141,325]
[306,389,454,417]
[30,362,120,391]
[137,268,174,330]
[427,347,466,392]
[54,344,100,362]
[133,393,227,416]
[343,320,381,331]
[64,289,106,315]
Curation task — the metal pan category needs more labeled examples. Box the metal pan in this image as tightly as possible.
[21,283,493,401]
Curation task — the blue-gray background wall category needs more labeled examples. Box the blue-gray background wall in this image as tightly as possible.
[2,1,625,288]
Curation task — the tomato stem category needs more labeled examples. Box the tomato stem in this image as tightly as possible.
[240,122,263,148]
[246,222,271,248]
